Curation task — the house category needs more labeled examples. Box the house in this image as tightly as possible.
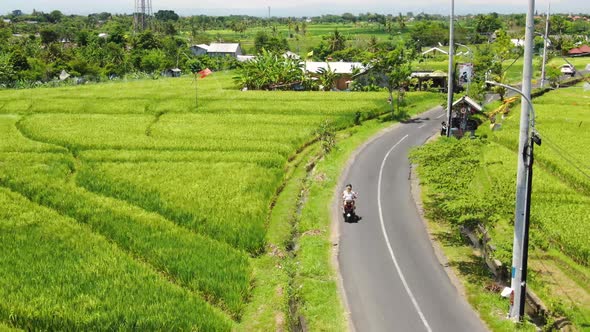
[2,19,11,24]
[568,45,590,57]
[189,44,209,56]
[207,43,242,58]
[98,33,108,39]
[305,61,365,90]
[162,68,182,77]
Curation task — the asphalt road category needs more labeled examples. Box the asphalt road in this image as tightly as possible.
[338,106,488,332]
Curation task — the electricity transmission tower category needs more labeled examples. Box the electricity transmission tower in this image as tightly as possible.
[134,0,153,32]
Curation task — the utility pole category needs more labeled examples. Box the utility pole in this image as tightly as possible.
[445,0,455,137]
[510,0,535,321]
[540,2,550,88]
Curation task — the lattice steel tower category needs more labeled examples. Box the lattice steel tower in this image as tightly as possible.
[134,0,152,32]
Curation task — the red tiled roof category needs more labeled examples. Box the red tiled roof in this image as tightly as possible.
[579,45,590,53]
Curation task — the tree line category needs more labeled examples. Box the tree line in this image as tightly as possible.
[0,9,588,88]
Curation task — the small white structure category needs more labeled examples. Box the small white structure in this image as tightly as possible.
[283,51,301,59]
[162,68,182,77]
[98,33,108,39]
[511,39,525,47]
[59,70,71,81]
[207,43,242,57]
[237,55,256,62]
[421,47,449,56]
[190,43,242,58]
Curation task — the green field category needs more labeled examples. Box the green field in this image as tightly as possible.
[412,83,590,329]
[185,22,407,55]
[0,71,440,329]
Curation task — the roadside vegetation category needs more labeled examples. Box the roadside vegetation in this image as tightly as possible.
[411,83,590,330]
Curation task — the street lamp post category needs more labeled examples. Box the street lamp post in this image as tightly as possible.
[445,0,455,137]
[486,80,541,320]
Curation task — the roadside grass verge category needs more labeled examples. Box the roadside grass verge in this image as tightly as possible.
[411,135,590,330]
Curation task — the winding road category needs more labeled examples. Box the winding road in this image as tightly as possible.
[337,106,488,332]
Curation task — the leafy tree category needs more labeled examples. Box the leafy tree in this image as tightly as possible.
[9,50,30,72]
[254,31,288,53]
[398,13,406,30]
[141,49,168,73]
[326,29,347,53]
[492,29,516,63]
[410,21,448,46]
[40,28,59,45]
[133,31,161,50]
[364,43,414,115]
[76,30,90,47]
[155,10,179,22]
[475,13,502,41]
[48,10,64,23]
[0,54,16,86]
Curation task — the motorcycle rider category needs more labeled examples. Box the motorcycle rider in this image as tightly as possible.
[342,184,358,214]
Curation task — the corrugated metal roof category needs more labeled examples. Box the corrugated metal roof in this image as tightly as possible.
[208,43,240,53]
[305,62,364,74]
[194,44,209,50]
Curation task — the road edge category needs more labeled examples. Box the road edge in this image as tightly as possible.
[408,134,490,331]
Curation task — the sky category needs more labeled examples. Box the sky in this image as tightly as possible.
[0,0,587,17]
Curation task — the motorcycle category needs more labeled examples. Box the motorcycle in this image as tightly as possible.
[343,200,356,222]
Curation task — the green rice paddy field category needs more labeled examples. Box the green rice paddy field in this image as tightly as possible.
[0,72,440,330]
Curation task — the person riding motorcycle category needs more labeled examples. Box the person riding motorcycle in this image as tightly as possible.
[342,184,358,214]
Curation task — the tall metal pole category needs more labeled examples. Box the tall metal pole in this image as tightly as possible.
[510,0,535,321]
[445,0,455,137]
[541,2,550,88]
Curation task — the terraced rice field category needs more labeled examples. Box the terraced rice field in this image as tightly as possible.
[0,72,439,329]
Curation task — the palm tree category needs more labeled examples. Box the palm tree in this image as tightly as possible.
[326,30,346,53]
